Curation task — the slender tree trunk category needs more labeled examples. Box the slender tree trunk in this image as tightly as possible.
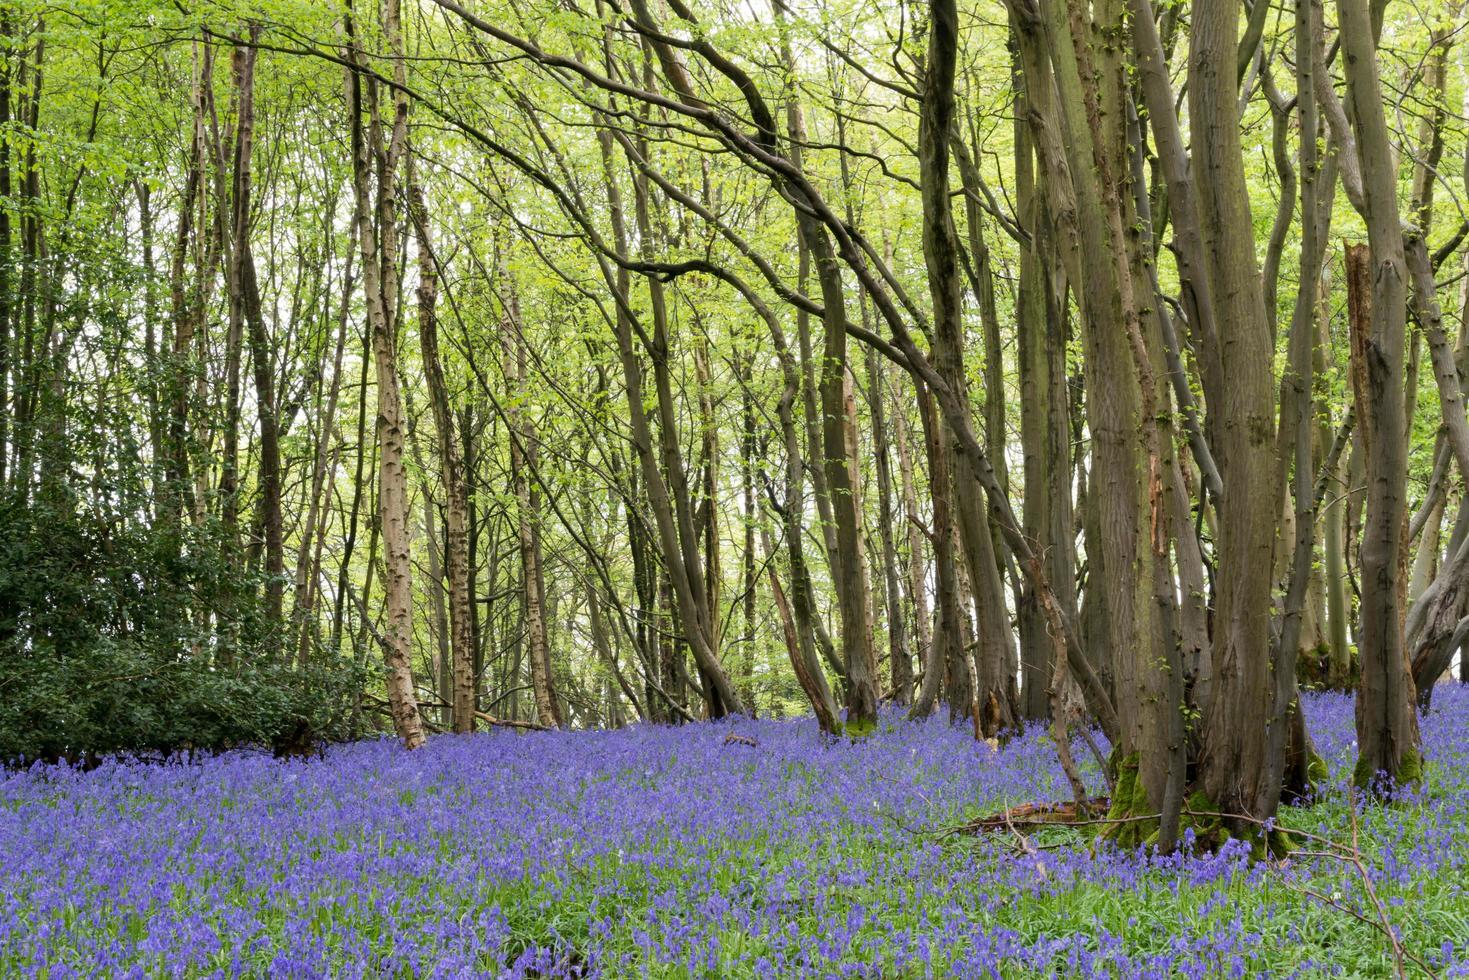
[218,45,247,548]
[332,315,372,661]
[693,336,722,658]
[409,176,476,733]
[1012,43,1073,722]
[231,31,285,637]
[777,24,839,575]
[909,389,966,722]
[739,346,760,711]
[0,10,10,489]
[893,396,932,673]
[866,349,910,703]
[805,218,881,731]
[345,0,424,749]
[164,43,209,525]
[294,247,354,665]
[1340,0,1422,787]
[504,298,562,730]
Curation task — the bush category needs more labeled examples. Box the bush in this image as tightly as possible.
[0,499,362,764]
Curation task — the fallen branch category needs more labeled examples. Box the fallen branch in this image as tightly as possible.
[474,710,549,731]
[960,797,1111,834]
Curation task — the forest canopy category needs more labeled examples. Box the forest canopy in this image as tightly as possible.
[1,0,1467,847]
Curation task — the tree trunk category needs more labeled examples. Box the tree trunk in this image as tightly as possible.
[504,293,562,731]
[591,110,744,717]
[293,246,353,665]
[1339,0,1423,786]
[345,0,425,750]
[807,218,881,732]
[919,0,1017,737]
[1345,242,1420,785]
[892,378,932,682]
[866,348,910,703]
[409,176,477,733]
[1012,43,1074,722]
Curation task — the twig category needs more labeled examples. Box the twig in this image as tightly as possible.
[1002,804,1048,881]
[957,800,1433,977]
[1182,804,1431,980]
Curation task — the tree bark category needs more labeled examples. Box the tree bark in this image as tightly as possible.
[345,0,425,750]
[1340,0,1423,786]
[409,176,477,733]
[504,290,562,731]
[919,0,1017,738]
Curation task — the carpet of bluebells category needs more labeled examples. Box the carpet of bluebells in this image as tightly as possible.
[3,688,1469,978]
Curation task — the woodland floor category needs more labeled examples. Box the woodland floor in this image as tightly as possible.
[2,689,1468,978]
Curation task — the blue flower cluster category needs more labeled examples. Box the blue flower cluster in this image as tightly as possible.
[3,689,1467,977]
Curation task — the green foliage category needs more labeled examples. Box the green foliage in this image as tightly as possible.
[0,500,362,763]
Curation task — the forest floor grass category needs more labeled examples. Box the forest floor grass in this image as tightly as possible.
[2,688,1468,978]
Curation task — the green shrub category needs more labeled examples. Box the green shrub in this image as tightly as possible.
[0,500,362,763]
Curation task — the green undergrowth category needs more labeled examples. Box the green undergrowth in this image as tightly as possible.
[6,704,1465,978]
[448,769,1461,977]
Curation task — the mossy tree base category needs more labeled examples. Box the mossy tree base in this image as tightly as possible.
[1352,744,1423,796]
[1097,752,1325,858]
[1099,753,1155,849]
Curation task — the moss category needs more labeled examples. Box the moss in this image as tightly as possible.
[1100,753,1156,849]
[1185,789,1302,858]
[1266,827,1298,858]
[1306,750,1329,786]
[1184,789,1215,814]
[1350,745,1423,794]
[1398,744,1424,785]
[1351,755,1373,791]
[1177,790,1236,852]
[1282,748,1330,806]
[843,717,875,739]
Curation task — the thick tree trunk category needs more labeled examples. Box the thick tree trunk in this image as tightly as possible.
[1345,243,1421,785]
[1022,0,1158,797]
[919,0,1017,737]
[1184,0,1283,821]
